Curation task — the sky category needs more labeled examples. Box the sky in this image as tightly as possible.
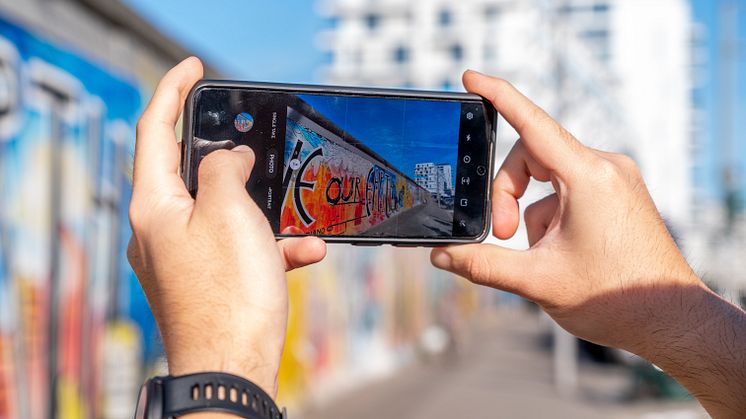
[124,0,746,204]
[122,0,323,83]
[297,94,461,181]
[691,0,746,203]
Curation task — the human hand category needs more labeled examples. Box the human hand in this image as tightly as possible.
[127,57,326,397]
[431,71,706,354]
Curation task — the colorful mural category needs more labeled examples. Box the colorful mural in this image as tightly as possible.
[0,14,141,418]
[275,246,480,409]
[280,108,430,236]
[0,11,483,419]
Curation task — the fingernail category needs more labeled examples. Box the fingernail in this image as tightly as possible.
[232,145,252,153]
[465,69,484,76]
[431,249,453,269]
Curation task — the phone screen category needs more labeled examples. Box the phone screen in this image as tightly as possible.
[186,86,494,242]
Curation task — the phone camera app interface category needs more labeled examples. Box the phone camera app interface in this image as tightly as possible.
[234,112,254,133]
[193,88,490,239]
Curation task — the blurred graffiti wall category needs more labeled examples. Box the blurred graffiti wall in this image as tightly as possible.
[0,0,205,417]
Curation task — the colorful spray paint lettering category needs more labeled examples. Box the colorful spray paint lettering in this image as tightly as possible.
[280,108,429,236]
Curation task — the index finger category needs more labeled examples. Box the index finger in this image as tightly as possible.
[463,71,590,176]
[133,57,203,195]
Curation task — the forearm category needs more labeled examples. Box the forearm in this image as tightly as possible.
[635,283,746,418]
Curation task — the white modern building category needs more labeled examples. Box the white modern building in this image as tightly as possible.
[317,0,695,243]
[415,162,453,198]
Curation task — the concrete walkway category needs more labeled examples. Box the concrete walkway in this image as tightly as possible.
[299,307,707,419]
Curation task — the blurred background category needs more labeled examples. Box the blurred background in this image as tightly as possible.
[0,0,743,417]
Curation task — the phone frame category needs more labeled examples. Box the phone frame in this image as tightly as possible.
[181,80,498,247]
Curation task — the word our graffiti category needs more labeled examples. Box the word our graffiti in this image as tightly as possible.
[289,145,412,228]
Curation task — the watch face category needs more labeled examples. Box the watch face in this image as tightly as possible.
[135,383,148,419]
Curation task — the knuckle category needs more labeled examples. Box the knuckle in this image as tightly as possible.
[614,153,634,167]
[592,158,624,185]
[198,149,233,180]
[492,77,513,93]
[558,126,577,145]
[126,239,138,266]
[463,252,494,284]
[485,77,512,103]
[201,148,233,167]
[135,114,152,137]
[556,126,584,155]
[591,154,644,190]
[239,149,255,169]
[217,199,250,220]
[613,153,638,171]
[524,201,541,225]
[527,106,547,128]
[615,154,642,179]
[128,200,146,232]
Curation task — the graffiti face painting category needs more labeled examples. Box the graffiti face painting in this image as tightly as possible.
[280,109,428,236]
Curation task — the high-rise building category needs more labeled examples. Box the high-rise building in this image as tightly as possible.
[415,162,454,198]
[317,0,694,238]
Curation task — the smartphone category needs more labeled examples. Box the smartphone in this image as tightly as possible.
[181,81,497,246]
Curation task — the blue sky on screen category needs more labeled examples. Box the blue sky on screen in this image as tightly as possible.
[297,94,461,181]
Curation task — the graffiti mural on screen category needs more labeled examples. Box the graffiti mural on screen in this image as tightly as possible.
[280,107,429,236]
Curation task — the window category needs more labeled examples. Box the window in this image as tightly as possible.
[393,46,409,64]
[593,3,610,13]
[582,29,611,62]
[597,45,611,63]
[485,45,496,61]
[323,50,335,64]
[450,44,464,61]
[582,29,609,40]
[438,9,452,26]
[691,89,705,108]
[365,13,380,30]
[485,5,501,20]
[326,15,339,28]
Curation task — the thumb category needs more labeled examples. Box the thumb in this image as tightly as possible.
[194,145,258,211]
[431,244,540,300]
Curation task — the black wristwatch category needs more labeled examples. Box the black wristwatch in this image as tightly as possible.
[134,372,287,419]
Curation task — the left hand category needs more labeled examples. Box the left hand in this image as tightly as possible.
[127,57,326,397]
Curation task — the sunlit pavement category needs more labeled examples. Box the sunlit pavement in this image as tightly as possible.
[299,305,707,419]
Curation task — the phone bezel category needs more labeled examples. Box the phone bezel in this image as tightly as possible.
[181,80,497,247]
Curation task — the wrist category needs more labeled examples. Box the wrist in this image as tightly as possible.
[137,372,286,419]
[166,350,281,398]
[630,282,746,417]
[630,280,715,364]
[156,312,286,397]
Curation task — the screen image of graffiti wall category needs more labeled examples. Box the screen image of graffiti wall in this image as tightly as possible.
[280,95,460,238]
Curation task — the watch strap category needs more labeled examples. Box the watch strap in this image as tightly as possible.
[158,372,285,419]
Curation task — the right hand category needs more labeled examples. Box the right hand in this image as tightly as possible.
[431,71,707,354]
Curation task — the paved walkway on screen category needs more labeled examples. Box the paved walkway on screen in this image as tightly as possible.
[364,201,453,237]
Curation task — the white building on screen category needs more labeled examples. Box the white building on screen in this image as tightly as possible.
[415,162,454,198]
